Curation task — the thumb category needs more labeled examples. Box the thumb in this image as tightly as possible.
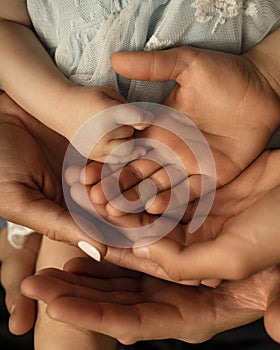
[111,47,198,82]
[1,187,107,259]
[133,237,189,283]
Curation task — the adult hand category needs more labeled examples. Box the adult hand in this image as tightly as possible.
[87,44,280,215]
[21,258,280,344]
[130,150,280,283]
[0,92,106,253]
[69,149,280,288]
[0,92,185,285]
[0,226,41,334]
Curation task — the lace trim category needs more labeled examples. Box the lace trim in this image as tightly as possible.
[191,0,257,33]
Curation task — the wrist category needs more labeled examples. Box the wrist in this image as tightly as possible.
[244,29,280,129]
[52,82,82,139]
[245,29,280,98]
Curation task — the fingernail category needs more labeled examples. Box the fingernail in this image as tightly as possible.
[78,241,101,262]
[10,304,15,316]
[201,279,220,288]
[134,247,150,260]
[9,305,16,326]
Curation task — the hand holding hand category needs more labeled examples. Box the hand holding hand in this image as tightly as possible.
[0,92,106,254]
[131,150,280,284]
[59,86,153,163]
[86,45,280,214]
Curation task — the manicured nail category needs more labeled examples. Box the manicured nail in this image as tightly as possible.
[134,247,150,260]
[78,241,101,262]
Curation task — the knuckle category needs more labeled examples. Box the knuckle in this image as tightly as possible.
[147,195,168,215]
[151,171,170,192]
[126,162,145,182]
[164,264,185,282]
[139,212,156,228]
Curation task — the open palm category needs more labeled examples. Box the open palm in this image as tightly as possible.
[21,258,280,344]
[88,47,280,215]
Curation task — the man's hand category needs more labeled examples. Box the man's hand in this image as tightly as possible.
[21,258,280,344]
[87,45,280,215]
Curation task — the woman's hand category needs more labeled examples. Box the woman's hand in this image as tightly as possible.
[130,150,280,283]
[0,92,106,254]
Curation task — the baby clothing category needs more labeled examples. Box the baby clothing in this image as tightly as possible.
[7,0,280,248]
[0,218,6,230]
[27,0,280,103]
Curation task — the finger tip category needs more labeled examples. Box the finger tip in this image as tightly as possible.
[200,279,222,288]
[133,246,150,260]
[8,297,35,335]
[105,203,124,217]
[90,188,106,204]
[264,297,280,343]
[64,165,82,186]
[78,241,102,262]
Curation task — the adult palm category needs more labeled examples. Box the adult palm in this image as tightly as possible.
[0,92,104,247]
[21,258,280,344]
[102,46,280,213]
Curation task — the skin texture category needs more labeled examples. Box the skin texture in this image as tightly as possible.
[86,46,280,216]
[1,30,280,346]
[0,227,40,335]
[0,4,152,162]
[0,92,107,254]
[21,258,280,344]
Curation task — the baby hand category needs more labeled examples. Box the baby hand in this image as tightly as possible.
[80,107,214,218]
[60,86,153,163]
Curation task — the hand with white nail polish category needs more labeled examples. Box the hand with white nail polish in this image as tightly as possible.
[20,149,280,345]
[0,92,106,253]
[68,149,280,292]
[0,92,111,348]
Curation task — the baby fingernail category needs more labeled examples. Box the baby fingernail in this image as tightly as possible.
[134,247,150,260]
[78,241,101,262]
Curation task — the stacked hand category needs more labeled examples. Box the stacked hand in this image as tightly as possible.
[20,149,280,343]
[0,92,106,252]
[84,46,280,217]
[1,34,280,346]
[51,44,280,344]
